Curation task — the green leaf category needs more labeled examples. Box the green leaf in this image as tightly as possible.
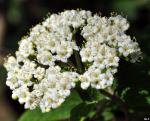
[70,102,96,121]
[18,90,82,121]
[102,109,114,121]
[78,87,105,102]
[88,88,105,101]
[120,87,130,100]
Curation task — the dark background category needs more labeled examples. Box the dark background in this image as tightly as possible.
[0,0,150,121]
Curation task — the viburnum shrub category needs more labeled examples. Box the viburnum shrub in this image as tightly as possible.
[4,10,142,117]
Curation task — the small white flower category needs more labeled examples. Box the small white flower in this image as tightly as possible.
[34,67,45,80]
[18,38,35,58]
[37,50,55,65]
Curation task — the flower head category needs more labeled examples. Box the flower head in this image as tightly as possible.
[4,10,141,112]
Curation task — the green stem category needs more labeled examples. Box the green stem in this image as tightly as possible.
[74,50,84,74]
[99,89,129,121]
[72,28,84,74]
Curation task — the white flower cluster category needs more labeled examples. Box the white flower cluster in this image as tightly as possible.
[5,56,77,112]
[4,10,141,112]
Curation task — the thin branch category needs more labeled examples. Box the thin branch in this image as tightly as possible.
[90,100,110,121]
[99,89,129,121]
